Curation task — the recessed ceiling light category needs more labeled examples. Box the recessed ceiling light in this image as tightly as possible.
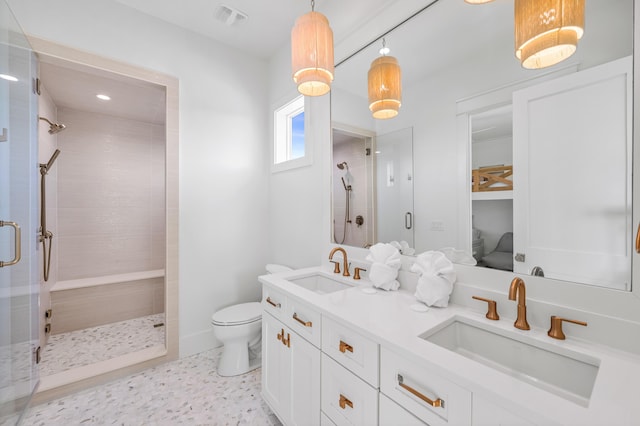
[0,74,18,82]
[96,94,111,101]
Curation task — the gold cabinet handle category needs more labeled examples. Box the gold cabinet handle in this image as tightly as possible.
[397,374,444,408]
[339,394,353,409]
[636,223,640,253]
[339,340,353,353]
[0,221,21,268]
[266,297,281,308]
[292,312,312,327]
[276,328,290,347]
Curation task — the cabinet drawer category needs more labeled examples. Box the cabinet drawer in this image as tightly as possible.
[379,393,427,426]
[262,285,286,320]
[285,295,322,347]
[321,354,378,426]
[322,316,379,387]
[380,347,471,426]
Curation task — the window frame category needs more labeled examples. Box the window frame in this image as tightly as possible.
[272,95,313,173]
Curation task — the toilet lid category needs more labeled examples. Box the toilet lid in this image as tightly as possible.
[212,302,262,326]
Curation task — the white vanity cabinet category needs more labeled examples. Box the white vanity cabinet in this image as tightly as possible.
[472,395,536,426]
[379,393,427,426]
[262,287,320,425]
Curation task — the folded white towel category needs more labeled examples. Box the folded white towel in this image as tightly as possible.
[437,247,477,266]
[369,263,400,291]
[410,251,456,307]
[366,242,402,268]
[366,243,401,291]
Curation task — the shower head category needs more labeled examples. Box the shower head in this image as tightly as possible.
[39,116,66,134]
[40,149,61,174]
[337,161,349,170]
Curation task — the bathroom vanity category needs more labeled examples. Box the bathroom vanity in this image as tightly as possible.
[259,265,640,426]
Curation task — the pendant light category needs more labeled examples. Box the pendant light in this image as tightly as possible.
[291,0,334,96]
[368,39,402,120]
[515,0,585,69]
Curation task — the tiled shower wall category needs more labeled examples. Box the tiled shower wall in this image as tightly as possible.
[56,108,165,280]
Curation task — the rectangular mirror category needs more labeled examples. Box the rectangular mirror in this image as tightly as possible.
[331,0,634,291]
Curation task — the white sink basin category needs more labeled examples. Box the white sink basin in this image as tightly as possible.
[288,273,354,294]
[421,316,600,406]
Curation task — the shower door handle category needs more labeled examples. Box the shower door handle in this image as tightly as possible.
[0,221,21,267]
[405,212,413,230]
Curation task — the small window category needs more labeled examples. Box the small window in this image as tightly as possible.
[273,95,312,172]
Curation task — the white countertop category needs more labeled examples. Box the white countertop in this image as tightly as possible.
[259,266,640,426]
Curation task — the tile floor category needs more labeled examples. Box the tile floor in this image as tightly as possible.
[22,348,280,425]
[39,314,166,377]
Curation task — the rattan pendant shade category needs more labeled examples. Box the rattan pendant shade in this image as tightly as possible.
[368,55,402,119]
[515,0,585,69]
[291,11,334,97]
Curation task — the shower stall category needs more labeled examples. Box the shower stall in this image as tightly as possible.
[34,54,167,378]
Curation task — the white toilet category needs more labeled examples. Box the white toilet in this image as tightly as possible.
[211,264,291,377]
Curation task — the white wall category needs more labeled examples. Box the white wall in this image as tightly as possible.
[9,0,271,356]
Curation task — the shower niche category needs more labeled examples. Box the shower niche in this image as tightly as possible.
[29,37,178,402]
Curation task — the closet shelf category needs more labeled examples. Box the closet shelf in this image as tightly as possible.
[472,190,513,201]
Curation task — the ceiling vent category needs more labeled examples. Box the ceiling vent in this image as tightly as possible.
[214,5,248,27]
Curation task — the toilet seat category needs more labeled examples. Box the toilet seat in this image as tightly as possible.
[211,302,262,326]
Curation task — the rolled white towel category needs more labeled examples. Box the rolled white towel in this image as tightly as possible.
[389,240,415,256]
[366,243,401,268]
[410,251,456,307]
[369,262,400,291]
[414,274,453,307]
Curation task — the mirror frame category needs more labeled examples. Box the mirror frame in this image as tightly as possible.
[27,37,179,403]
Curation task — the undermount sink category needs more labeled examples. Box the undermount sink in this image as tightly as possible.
[288,273,354,295]
[421,316,600,406]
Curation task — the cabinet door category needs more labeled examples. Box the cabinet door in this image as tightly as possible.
[261,312,288,422]
[262,311,321,426]
[288,328,321,426]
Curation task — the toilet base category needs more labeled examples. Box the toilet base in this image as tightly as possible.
[217,341,261,377]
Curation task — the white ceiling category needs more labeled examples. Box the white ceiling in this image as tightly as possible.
[112,0,398,60]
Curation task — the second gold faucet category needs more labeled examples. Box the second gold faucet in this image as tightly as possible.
[329,247,350,277]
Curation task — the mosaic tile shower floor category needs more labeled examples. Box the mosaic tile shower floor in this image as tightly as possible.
[39,314,166,377]
[22,348,280,426]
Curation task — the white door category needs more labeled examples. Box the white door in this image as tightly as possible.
[288,330,320,426]
[513,56,632,289]
[261,312,288,423]
[376,127,414,247]
[0,2,40,422]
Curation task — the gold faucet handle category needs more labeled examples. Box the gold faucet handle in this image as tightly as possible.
[472,296,500,320]
[330,261,341,274]
[548,316,587,340]
[353,267,366,280]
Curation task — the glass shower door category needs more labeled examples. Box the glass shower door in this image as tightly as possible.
[0,1,40,424]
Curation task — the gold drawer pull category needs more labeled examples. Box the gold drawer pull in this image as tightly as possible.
[339,340,353,353]
[339,394,353,409]
[397,374,444,408]
[636,223,640,253]
[266,297,281,308]
[293,312,312,327]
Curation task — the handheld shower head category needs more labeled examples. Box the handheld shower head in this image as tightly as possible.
[40,149,61,174]
[39,116,66,134]
[337,161,349,170]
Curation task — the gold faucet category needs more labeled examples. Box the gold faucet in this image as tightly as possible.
[508,277,530,330]
[329,247,350,277]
